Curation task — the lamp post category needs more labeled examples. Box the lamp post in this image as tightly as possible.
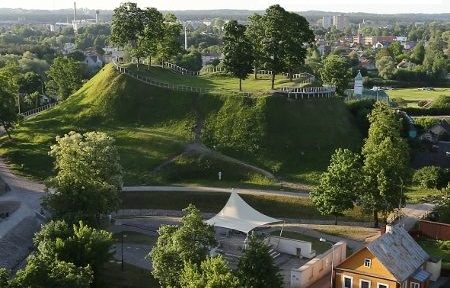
[121,233,127,271]
[320,237,334,288]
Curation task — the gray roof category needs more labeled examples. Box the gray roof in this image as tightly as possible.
[367,226,429,283]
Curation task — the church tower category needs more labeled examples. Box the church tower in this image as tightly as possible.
[354,70,363,97]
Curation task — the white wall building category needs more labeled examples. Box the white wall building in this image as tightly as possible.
[322,16,333,29]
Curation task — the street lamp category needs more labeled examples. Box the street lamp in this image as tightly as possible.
[121,233,127,271]
[320,237,334,288]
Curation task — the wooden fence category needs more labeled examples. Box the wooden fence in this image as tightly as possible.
[277,86,336,99]
[418,220,450,240]
[20,102,58,119]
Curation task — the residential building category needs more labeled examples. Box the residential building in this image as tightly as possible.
[323,16,333,29]
[353,35,396,46]
[84,54,103,70]
[335,226,437,288]
[333,14,349,30]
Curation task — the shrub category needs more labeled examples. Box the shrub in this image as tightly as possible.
[431,96,450,109]
[413,166,449,190]
[417,100,428,107]
[414,117,439,130]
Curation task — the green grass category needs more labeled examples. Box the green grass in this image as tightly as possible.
[96,262,159,288]
[120,191,370,222]
[270,230,332,254]
[387,88,449,107]
[417,237,450,269]
[0,63,362,187]
[405,186,445,204]
[126,65,307,94]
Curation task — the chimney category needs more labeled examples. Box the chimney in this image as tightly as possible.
[73,2,77,22]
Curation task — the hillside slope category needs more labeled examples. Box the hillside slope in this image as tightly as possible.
[0,64,362,186]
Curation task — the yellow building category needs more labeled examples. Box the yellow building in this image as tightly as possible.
[335,227,432,288]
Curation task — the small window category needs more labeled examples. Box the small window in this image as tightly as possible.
[344,276,353,288]
[378,284,388,288]
[410,283,420,288]
[364,258,372,267]
[360,280,370,288]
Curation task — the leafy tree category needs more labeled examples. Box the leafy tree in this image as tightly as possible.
[410,41,425,64]
[283,12,315,81]
[0,83,17,139]
[413,166,450,190]
[305,47,323,77]
[12,254,92,288]
[388,41,404,62]
[140,8,164,65]
[246,14,265,79]
[260,5,287,90]
[150,205,216,288]
[17,71,42,95]
[310,148,362,224]
[376,56,396,80]
[110,2,144,49]
[320,54,351,94]
[46,57,82,100]
[222,20,254,91]
[180,256,239,288]
[158,13,182,63]
[361,102,409,227]
[237,235,283,288]
[34,220,113,275]
[44,131,123,225]
[0,268,9,288]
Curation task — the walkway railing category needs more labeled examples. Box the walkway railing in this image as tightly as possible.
[161,61,200,76]
[113,61,252,97]
[277,86,336,99]
[281,72,315,83]
[20,102,58,119]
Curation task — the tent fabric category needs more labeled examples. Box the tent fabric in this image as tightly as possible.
[205,192,282,234]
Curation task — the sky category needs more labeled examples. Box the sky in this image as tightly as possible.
[0,0,449,14]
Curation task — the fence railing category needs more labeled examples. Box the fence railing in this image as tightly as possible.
[113,62,252,97]
[281,72,315,83]
[200,67,227,74]
[162,61,200,76]
[20,102,58,118]
[277,86,336,99]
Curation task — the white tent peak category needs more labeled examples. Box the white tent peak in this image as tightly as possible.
[205,192,282,234]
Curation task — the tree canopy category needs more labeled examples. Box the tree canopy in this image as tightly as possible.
[320,54,351,94]
[46,57,82,100]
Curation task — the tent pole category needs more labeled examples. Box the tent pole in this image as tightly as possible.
[277,221,285,249]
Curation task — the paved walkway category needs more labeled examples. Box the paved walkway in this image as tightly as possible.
[123,185,309,198]
[395,203,435,231]
[112,243,152,270]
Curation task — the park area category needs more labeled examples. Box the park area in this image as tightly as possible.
[387,87,449,107]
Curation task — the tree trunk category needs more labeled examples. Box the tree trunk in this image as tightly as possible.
[289,68,293,82]
[334,215,338,225]
[1,120,11,140]
[271,73,275,90]
[373,209,379,228]
[254,64,258,80]
[239,79,242,91]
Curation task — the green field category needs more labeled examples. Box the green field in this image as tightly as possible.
[120,191,370,222]
[387,88,450,107]
[126,65,307,95]
[0,63,362,187]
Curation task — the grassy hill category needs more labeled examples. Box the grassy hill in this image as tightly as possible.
[0,64,362,186]
[387,88,449,107]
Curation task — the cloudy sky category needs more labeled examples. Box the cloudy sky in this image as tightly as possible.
[0,0,449,14]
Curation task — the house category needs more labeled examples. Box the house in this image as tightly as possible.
[420,120,450,143]
[335,226,437,288]
[84,54,103,70]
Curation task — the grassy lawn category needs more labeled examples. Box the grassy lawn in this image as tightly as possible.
[120,191,370,222]
[405,186,445,204]
[309,225,380,242]
[270,230,332,254]
[417,237,450,269]
[126,64,307,94]
[387,88,449,107]
[96,262,159,288]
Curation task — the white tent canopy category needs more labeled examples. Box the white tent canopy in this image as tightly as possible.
[205,192,282,234]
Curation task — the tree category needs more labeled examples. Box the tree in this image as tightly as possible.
[0,268,9,288]
[376,56,396,80]
[17,71,42,95]
[12,254,93,288]
[409,41,425,64]
[150,205,216,287]
[44,131,123,225]
[283,12,315,81]
[157,13,182,63]
[0,83,17,139]
[320,54,351,94]
[246,14,265,79]
[46,57,82,100]
[361,102,409,227]
[237,235,283,288]
[260,5,288,90]
[33,220,113,275]
[388,41,404,62]
[413,166,450,191]
[110,2,144,50]
[180,256,239,288]
[222,20,254,91]
[310,148,362,225]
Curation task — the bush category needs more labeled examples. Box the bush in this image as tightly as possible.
[413,166,449,190]
[414,117,440,130]
[431,96,450,109]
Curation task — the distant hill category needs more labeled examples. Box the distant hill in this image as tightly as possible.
[0,8,448,24]
[0,64,362,186]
